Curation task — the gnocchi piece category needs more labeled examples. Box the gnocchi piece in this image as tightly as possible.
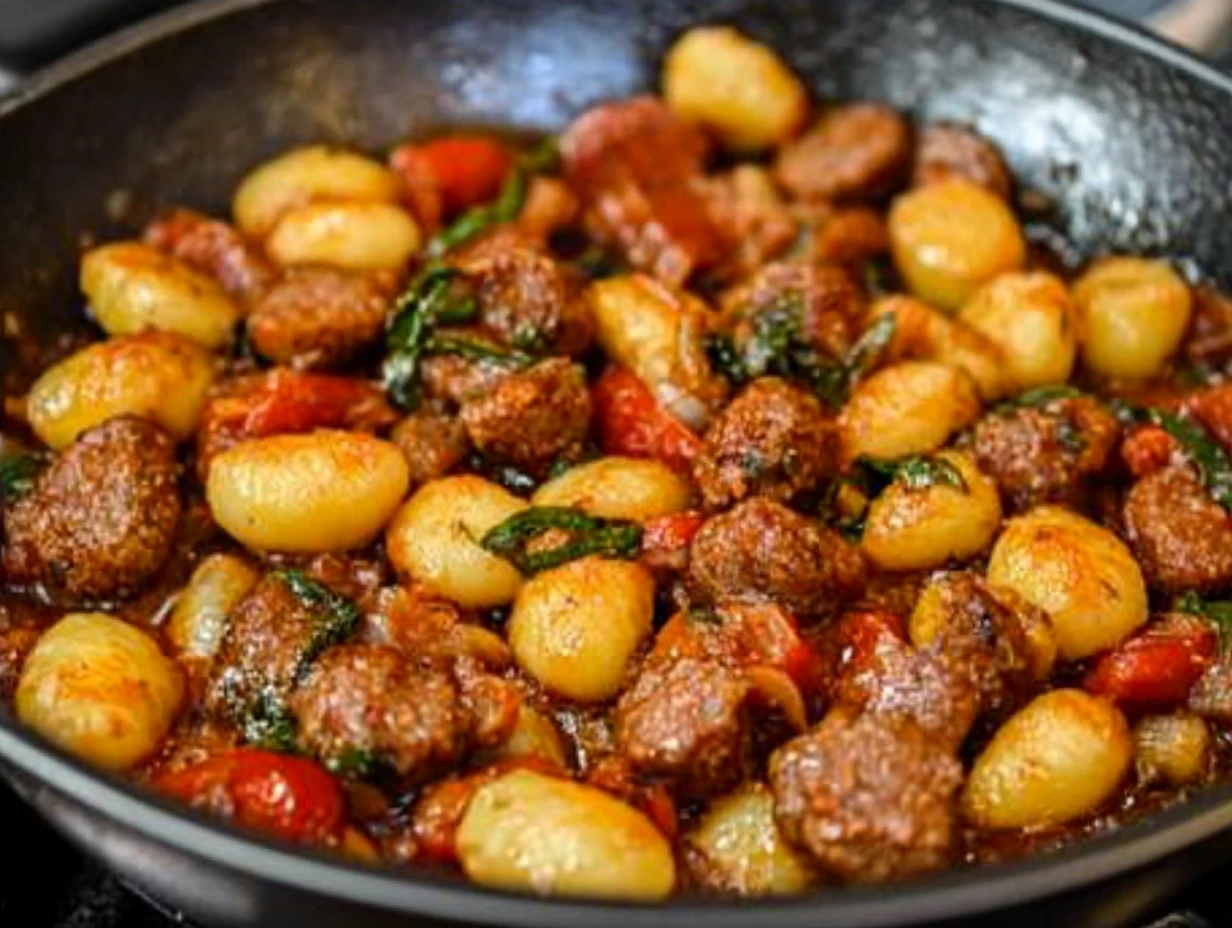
[874,295,1008,401]
[587,274,724,429]
[265,201,422,271]
[25,331,215,449]
[207,430,409,553]
[889,179,1026,311]
[860,450,1002,571]
[839,360,981,462]
[686,782,815,895]
[959,271,1078,391]
[987,505,1148,660]
[81,242,241,349]
[457,769,675,899]
[16,613,184,771]
[532,457,692,521]
[165,554,259,661]
[232,145,401,237]
[663,26,807,151]
[509,557,654,702]
[1134,713,1210,787]
[488,704,570,768]
[1073,257,1192,379]
[386,475,528,609]
[962,689,1131,829]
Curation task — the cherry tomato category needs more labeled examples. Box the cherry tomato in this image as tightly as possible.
[154,749,346,846]
[391,136,512,218]
[592,366,703,471]
[1085,616,1218,707]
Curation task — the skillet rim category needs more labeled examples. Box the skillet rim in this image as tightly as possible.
[3,0,1232,924]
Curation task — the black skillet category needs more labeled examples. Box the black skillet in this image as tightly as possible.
[2,0,1232,925]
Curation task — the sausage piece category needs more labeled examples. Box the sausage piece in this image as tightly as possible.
[144,208,275,304]
[453,230,593,356]
[969,397,1119,513]
[1123,466,1232,594]
[693,378,839,510]
[770,710,961,883]
[459,358,592,475]
[912,123,1012,200]
[290,643,473,782]
[615,655,752,800]
[390,402,471,490]
[248,267,391,370]
[688,498,866,617]
[2,417,180,599]
[774,104,911,202]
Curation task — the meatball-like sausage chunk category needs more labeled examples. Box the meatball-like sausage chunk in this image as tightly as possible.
[615,656,752,800]
[2,417,180,599]
[248,267,391,370]
[693,378,839,510]
[912,123,1012,200]
[144,208,275,304]
[688,498,866,617]
[290,644,473,782]
[770,710,962,884]
[774,104,911,202]
[721,261,866,363]
[1123,466,1232,594]
[969,397,1119,513]
[204,571,357,736]
[390,402,471,490]
[459,358,592,476]
[453,230,593,357]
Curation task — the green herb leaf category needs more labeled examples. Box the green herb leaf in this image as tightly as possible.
[422,330,535,368]
[382,267,479,410]
[275,569,361,675]
[1112,401,1232,510]
[480,505,643,574]
[999,384,1088,411]
[326,747,391,780]
[242,689,300,753]
[862,455,968,493]
[845,312,897,384]
[0,452,45,502]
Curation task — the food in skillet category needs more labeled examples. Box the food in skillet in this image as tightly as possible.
[3,23,1232,899]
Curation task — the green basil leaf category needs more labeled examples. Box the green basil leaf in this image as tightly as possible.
[480,505,643,574]
[0,452,45,502]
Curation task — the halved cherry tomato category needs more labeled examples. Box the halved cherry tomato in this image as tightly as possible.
[640,510,706,571]
[390,136,512,219]
[592,366,703,471]
[153,749,345,846]
[1085,615,1218,708]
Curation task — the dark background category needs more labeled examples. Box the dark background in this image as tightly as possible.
[0,1,1226,926]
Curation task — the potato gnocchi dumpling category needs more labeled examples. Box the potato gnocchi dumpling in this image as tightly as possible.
[25,331,215,449]
[17,613,184,771]
[81,242,241,349]
[265,200,422,271]
[532,456,692,521]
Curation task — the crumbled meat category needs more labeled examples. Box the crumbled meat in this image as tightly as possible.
[1123,465,1232,594]
[774,104,912,202]
[420,352,512,406]
[247,267,392,369]
[693,378,839,510]
[809,206,889,268]
[1186,383,1232,454]
[2,417,180,599]
[453,229,593,356]
[144,208,274,303]
[290,643,473,782]
[770,709,962,883]
[969,397,1119,512]
[912,123,1012,199]
[688,498,866,617]
[699,166,797,281]
[390,402,470,489]
[459,358,592,475]
[1185,287,1232,375]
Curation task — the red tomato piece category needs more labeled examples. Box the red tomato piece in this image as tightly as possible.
[1085,617,1218,708]
[640,510,705,571]
[392,136,512,218]
[1186,383,1232,454]
[154,749,346,846]
[389,144,443,233]
[592,366,703,471]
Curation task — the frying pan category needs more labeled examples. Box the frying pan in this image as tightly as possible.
[1,0,1232,925]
